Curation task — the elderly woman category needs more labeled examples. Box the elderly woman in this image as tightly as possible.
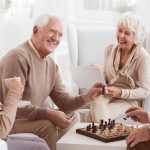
[85,13,150,122]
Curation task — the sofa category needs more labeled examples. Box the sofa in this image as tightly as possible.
[67,24,150,122]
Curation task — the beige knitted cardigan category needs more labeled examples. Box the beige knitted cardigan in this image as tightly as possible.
[103,44,150,105]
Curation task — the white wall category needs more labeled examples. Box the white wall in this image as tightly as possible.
[136,0,150,27]
[0,20,32,51]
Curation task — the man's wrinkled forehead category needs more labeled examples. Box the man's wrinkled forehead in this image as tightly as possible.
[47,18,63,32]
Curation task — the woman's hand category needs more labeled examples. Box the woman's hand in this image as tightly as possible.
[106,86,122,98]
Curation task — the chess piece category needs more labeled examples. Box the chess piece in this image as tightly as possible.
[123,114,128,120]
[102,86,105,94]
[92,122,95,128]
[102,85,108,95]
[104,128,109,137]
[100,119,104,125]
[112,120,115,127]
[108,118,111,125]
[86,124,91,131]
[92,125,97,133]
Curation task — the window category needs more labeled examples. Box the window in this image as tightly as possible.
[74,0,118,25]
[84,0,115,11]
[0,0,35,18]
[74,0,137,24]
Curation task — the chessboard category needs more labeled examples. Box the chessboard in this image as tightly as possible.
[76,119,136,143]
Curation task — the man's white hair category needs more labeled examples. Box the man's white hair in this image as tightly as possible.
[117,12,147,46]
[33,14,63,28]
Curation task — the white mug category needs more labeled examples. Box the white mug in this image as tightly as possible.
[4,77,21,88]
[17,100,31,108]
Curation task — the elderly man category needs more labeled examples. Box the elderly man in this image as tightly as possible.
[0,14,106,150]
[125,106,150,150]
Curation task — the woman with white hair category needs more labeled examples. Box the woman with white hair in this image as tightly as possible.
[85,13,150,122]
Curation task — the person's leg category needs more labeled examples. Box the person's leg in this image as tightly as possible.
[126,141,150,150]
[7,137,50,150]
[58,111,80,139]
[10,119,57,150]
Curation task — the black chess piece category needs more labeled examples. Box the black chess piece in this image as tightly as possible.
[89,124,92,129]
[111,120,115,127]
[92,122,95,128]
[108,125,112,130]
[99,123,102,129]
[86,124,92,131]
[100,119,104,125]
[92,125,97,133]
[102,86,105,94]
[108,118,111,125]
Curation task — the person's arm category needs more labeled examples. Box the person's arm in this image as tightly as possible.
[121,51,150,100]
[105,51,150,100]
[147,112,150,123]
[49,63,106,113]
[49,66,85,113]
[126,125,150,147]
[16,105,73,129]
[0,51,36,120]
[0,51,28,101]
[125,106,149,123]
[125,107,150,147]
[0,78,23,139]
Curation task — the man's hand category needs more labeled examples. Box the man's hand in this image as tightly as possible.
[125,106,149,123]
[82,82,107,104]
[106,86,122,98]
[126,125,150,147]
[46,109,71,129]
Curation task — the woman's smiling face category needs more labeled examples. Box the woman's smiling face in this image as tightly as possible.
[116,25,135,51]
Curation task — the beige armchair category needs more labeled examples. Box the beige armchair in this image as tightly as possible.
[67,24,116,122]
[67,24,116,67]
